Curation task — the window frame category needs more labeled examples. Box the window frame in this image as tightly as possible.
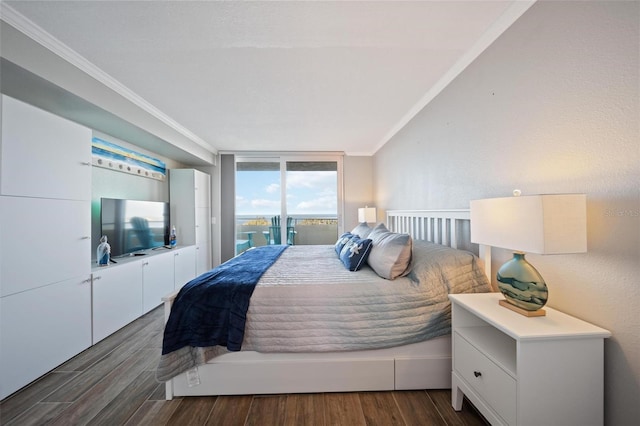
[234,152,345,241]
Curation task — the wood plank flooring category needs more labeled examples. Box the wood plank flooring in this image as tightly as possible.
[0,306,488,425]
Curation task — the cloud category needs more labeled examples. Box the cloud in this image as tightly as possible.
[287,171,335,189]
[265,183,280,194]
[295,195,337,212]
[251,199,280,210]
[236,195,248,207]
[237,170,338,215]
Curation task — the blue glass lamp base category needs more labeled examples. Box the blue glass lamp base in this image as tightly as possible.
[497,252,548,313]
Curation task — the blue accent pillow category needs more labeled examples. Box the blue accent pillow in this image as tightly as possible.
[339,236,373,271]
[335,232,354,255]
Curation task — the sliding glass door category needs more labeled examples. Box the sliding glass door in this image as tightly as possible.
[285,161,339,245]
[235,156,342,253]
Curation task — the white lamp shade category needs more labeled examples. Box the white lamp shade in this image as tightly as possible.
[358,207,377,223]
[470,194,587,254]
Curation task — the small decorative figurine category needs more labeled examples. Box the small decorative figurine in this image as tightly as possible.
[97,235,111,266]
[170,226,177,248]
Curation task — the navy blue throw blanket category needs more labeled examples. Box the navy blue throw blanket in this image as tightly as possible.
[161,245,287,355]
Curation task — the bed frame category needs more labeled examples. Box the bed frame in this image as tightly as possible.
[162,210,491,399]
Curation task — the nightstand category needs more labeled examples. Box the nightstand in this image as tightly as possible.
[449,292,611,426]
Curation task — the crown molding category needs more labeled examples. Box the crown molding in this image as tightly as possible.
[0,3,216,155]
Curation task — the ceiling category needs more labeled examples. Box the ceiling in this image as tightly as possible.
[3,1,533,156]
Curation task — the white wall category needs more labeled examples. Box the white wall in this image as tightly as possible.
[373,1,639,424]
[343,155,374,231]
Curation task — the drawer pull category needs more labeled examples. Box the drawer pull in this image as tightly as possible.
[474,371,482,378]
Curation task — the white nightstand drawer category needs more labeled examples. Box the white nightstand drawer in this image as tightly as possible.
[454,332,516,425]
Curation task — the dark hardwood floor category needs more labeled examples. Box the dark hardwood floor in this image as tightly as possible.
[0,306,488,425]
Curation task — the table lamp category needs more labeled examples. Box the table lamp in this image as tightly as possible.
[358,206,377,224]
[470,192,587,316]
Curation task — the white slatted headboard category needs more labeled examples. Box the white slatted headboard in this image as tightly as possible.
[386,209,491,281]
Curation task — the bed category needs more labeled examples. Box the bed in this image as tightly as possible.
[158,210,493,399]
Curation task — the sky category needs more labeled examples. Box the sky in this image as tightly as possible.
[236,170,337,216]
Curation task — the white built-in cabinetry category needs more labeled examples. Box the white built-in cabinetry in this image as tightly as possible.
[0,95,200,400]
[0,197,91,297]
[142,251,175,313]
[92,260,143,343]
[142,246,197,311]
[0,95,93,400]
[173,245,197,289]
[0,95,92,200]
[91,246,196,344]
[170,169,211,275]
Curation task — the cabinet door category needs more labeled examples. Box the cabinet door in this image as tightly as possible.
[0,196,91,297]
[142,252,174,313]
[195,245,211,276]
[169,169,196,245]
[92,261,143,343]
[174,246,197,290]
[195,207,211,274]
[195,170,210,208]
[170,168,211,248]
[1,95,92,200]
[0,276,92,400]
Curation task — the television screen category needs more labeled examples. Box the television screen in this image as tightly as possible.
[100,198,170,257]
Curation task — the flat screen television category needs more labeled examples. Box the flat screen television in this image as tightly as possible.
[100,198,170,257]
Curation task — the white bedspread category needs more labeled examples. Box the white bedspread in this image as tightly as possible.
[156,241,490,381]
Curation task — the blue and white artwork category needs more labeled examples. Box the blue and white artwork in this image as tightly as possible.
[91,137,166,181]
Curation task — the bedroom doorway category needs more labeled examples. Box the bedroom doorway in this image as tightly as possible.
[235,156,342,253]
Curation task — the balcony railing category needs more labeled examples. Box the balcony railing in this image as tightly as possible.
[236,215,338,253]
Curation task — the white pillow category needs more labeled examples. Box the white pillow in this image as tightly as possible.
[367,226,413,280]
[351,222,373,239]
[367,223,390,239]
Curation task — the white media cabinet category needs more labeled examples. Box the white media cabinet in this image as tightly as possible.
[91,246,197,343]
